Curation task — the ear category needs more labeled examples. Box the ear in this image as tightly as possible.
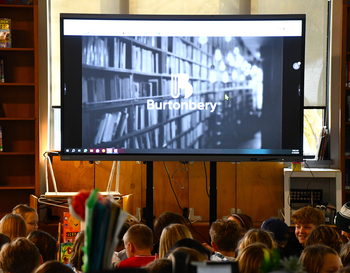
[40,254,43,265]
[129,242,136,254]
[211,241,218,252]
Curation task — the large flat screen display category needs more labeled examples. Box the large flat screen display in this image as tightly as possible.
[60,14,306,162]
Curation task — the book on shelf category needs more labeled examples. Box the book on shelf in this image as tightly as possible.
[0,18,11,48]
[60,242,73,264]
[0,58,4,83]
[347,94,350,122]
[62,212,81,243]
[0,125,3,152]
[94,109,129,145]
[0,98,4,117]
[346,165,350,191]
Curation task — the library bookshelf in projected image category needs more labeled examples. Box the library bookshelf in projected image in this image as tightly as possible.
[61,14,306,162]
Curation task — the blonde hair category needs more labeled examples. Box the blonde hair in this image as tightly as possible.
[12,204,36,222]
[0,214,27,241]
[158,223,193,258]
[68,230,85,271]
[0,237,41,273]
[300,244,339,273]
[236,242,272,273]
[291,206,325,226]
[237,229,276,254]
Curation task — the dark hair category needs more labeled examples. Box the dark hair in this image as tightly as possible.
[144,258,172,273]
[0,233,11,250]
[154,212,187,239]
[27,230,58,262]
[210,219,242,252]
[164,238,211,259]
[0,237,41,273]
[68,230,85,271]
[34,261,74,273]
[229,213,254,232]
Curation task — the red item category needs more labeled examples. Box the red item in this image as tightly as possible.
[118,256,156,268]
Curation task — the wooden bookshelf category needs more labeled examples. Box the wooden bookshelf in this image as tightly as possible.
[81,36,255,150]
[0,0,39,218]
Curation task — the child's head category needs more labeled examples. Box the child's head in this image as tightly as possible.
[169,247,207,262]
[68,230,85,271]
[227,213,254,235]
[34,261,74,273]
[299,244,343,273]
[12,204,39,234]
[154,212,187,240]
[291,206,325,245]
[159,223,193,258]
[304,225,343,253]
[237,228,276,254]
[0,237,41,273]
[209,219,242,254]
[0,213,27,241]
[261,218,290,247]
[236,242,272,273]
[0,233,10,250]
[123,224,154,258]
[164,238,211,260]
[27,230,58,262]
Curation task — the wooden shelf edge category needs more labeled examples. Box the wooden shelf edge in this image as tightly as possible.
[0,4,33,8]
[0,186,35,190]
[0,83,34,86]
[0,117,35,121]
[0,152,35,155]
[0,48,34,51]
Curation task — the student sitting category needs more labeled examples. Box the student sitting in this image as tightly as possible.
[27,230,58,262]
[261,218,297,259]
[236,242,272,273]
[0,237,41,273]
[0,214,27,241]
[299,244,343,273]
[284,206,325,257]
[118,224,156,268]
[304,224,343,253]
[209,219,242,261]
[12,204,39,235]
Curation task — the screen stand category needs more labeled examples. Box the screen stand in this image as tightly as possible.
[145,161,154,231]
[210,161,217,226]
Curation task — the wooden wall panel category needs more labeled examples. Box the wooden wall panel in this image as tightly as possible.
[152,161,189,218]
[48,157,94,192]
[236,162,284,227]
[188,162,210,222]
[94,161,143,216]
[217,162,236,219]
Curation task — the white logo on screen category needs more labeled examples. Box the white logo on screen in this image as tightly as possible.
[171,73,193,99]
[146,73,217,113]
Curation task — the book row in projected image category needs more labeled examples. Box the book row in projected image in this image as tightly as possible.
[82,36,213,75]
[93,103,209,147]
[82,76,209,103]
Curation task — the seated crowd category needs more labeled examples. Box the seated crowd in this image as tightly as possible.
[1,203,350,273]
